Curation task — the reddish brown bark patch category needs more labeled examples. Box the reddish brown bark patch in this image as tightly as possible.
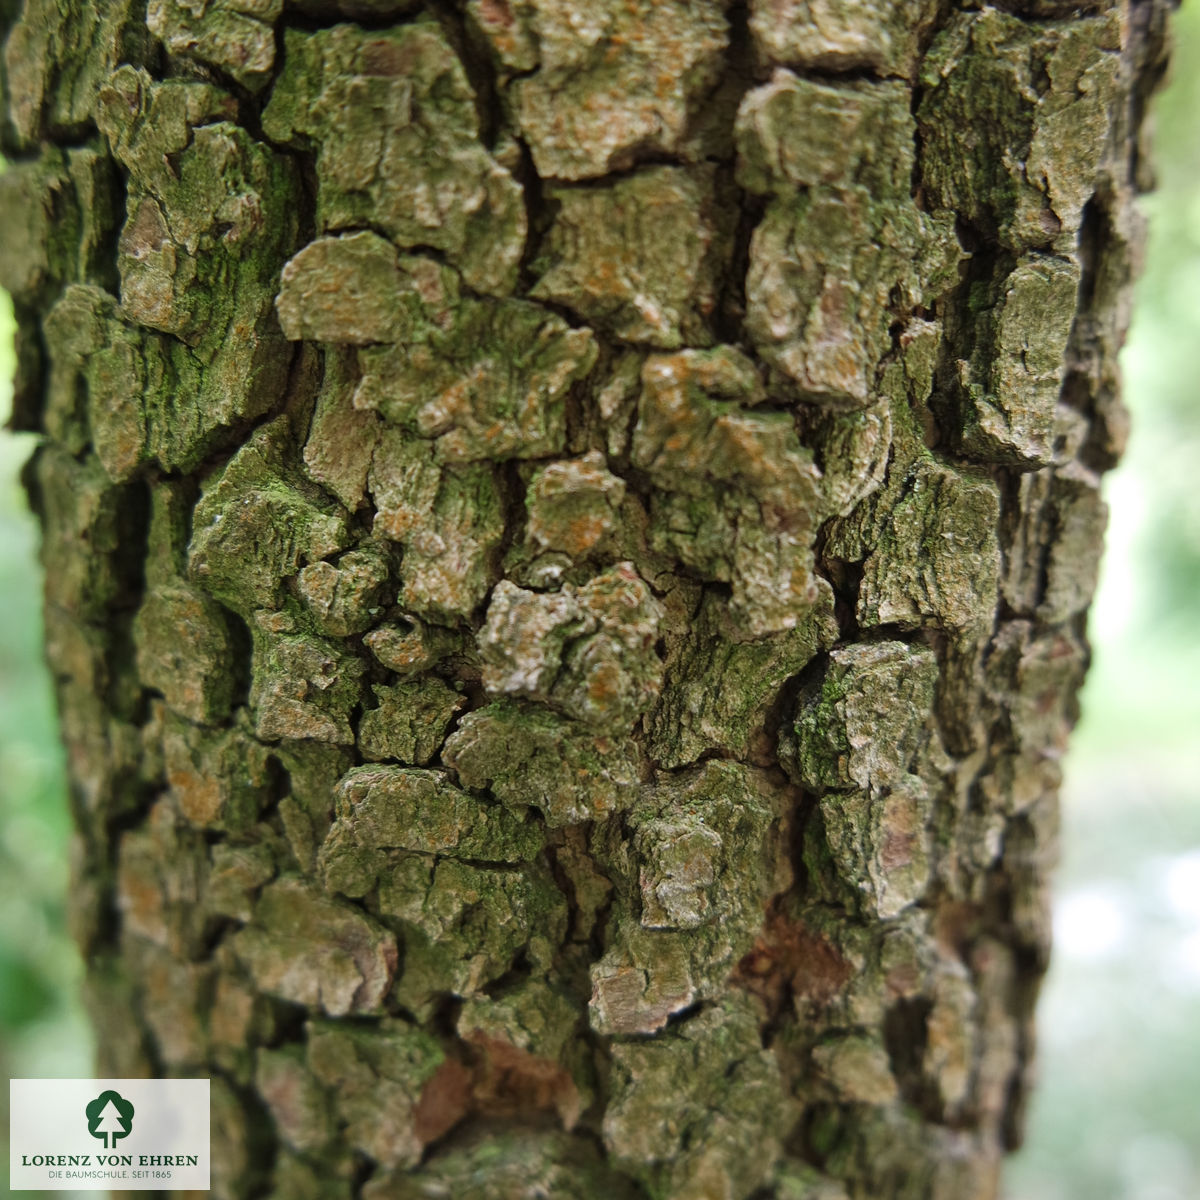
[412,1034,581,1152]
[732,910,853,1019]
[466,1034,582,1130]
[412,1058,474,1147]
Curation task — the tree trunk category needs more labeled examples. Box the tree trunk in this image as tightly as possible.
[0,1,1171,1197]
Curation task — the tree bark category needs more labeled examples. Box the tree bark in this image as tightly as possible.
[0,1,1171,1197]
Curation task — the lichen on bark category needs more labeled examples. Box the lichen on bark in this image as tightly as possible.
[0,0,1172,1196]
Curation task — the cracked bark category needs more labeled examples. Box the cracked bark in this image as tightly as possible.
[0,1,1173,1197]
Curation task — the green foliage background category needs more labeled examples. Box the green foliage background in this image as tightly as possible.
[1,7,1199,1195]
[1004,5,1200,1197]
[0,294,97,1196]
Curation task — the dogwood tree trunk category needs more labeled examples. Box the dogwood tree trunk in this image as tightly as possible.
[0,1,1170,1197]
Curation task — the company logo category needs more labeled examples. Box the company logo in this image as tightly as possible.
[85,1090,135,1149]
[9,1079,209,1191]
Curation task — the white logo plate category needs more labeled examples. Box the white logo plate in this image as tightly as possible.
[9,1078,210,1191]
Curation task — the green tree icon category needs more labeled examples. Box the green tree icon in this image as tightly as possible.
[85,1090,135,1150]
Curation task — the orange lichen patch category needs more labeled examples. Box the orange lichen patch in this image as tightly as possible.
[731,910,853,1019]
[585,660,622,705]
[168,764,224,826]
[159,671,202,721]
[208,975,257,1050]
[412,1058,474,1147]
[367,631,428,673]
[562,515,606,556]
[115,861,167,946]
[526,453,625,557]
[502,0,726,180]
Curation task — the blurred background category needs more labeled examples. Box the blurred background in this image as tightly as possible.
[1,7,1199,1199]
[1003,3,1200,1197]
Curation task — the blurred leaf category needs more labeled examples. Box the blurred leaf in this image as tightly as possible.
[0,941,56,1031]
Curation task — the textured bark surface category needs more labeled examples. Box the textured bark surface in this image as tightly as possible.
[0,2,1171,1198]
